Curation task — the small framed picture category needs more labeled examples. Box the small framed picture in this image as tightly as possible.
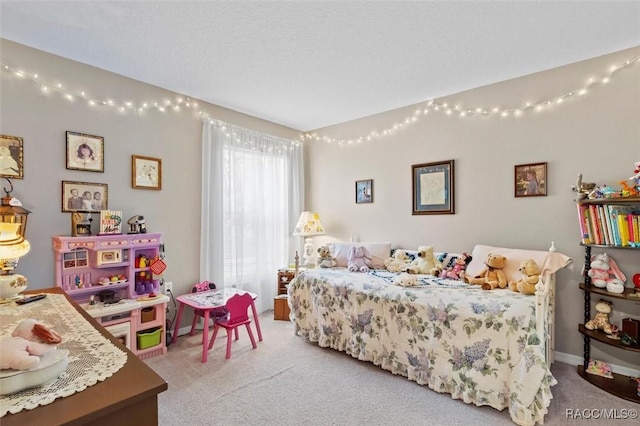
[356,179,373,204]
[0,134,24,179]
[66,131,104,172]
[412,160,455,215]
[514,162,547,197]
[62,180,108,212]
[132,155,162,190]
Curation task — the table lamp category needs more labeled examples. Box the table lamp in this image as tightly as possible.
[0,179,31,299]
[293,211,325,267]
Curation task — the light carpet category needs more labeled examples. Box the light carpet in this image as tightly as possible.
[144,313,638,425]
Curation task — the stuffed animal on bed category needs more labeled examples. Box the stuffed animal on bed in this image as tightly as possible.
[402,245,442,275]
[0,319,62,370]
[441,253,472,280]
[394,272,418,287]
[316,245,337,268]
[384,249,411,273]
[347,245,373,272]
[465,253,507,290]
[508,258,540,295]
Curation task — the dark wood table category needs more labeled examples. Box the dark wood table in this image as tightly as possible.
[2,287,168,426]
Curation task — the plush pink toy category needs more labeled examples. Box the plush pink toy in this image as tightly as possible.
[347,246,373,273]
[441,253,472,280]
[587,253,626,291]
[0,319,62,370]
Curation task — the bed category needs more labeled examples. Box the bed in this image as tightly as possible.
[287,243,571,426]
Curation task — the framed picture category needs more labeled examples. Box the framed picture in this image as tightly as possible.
[132,155,162,190]
[356,179,373,204]
[0,134,24,179]
[412,160,455,215]
[66,131,104,172]
[514,162,547,197]
[62,180,108,212]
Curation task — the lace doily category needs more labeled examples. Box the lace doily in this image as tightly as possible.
[0,293,127,417]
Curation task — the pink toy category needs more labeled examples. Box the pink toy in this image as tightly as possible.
[347,246,373,273]
[587,253,626,291]
[441,253,472,280]
[0,319,61,370]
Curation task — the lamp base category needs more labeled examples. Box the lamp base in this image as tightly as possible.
[301,237,316,267]
[0,273,28,299]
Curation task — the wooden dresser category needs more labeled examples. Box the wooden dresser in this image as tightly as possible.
[3,287,168,426]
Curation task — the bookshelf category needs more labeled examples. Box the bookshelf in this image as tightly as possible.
[576,197,640,403]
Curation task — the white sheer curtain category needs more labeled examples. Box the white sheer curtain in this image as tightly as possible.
[201,119,303,313]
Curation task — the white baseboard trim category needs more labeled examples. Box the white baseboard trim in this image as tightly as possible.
[554,351,640,377]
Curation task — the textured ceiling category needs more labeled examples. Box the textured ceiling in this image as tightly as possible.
[1,1,639,131]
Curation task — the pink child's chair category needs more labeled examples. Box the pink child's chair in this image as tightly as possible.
[189,281,228,336]
[207,292,257,359]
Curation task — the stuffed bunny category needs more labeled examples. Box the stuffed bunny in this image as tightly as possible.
[347,246,373,273]
[0,319,62,370]
[587,253,626,292]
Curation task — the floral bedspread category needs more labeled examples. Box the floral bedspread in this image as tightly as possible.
[288,268,555,426]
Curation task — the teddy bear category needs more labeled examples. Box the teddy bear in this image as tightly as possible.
[0,319,62,370]
[347,245,373,272]
[441,253,472,280]
[465,253,507,290]
[316,245,336,268]
[585,299,615,334]
[393,272,418,287]
[384,249,411,273]
[586,253,626,292]
[508,258,540,295]
[402,246,442,275]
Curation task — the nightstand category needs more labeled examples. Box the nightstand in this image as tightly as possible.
[274,269,295,320]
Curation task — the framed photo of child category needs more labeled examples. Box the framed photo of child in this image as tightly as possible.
[514,162,547,197]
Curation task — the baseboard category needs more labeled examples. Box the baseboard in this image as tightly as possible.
[555,351,640,377]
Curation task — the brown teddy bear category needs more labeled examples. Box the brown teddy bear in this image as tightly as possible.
[508,258,540,295]
[465,253,507,290]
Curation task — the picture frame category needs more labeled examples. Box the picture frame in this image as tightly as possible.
[514,162,547,197]
[0,134,24,179]
[66,131,104,172]
[412,160,455,215]
[355,179,373,204]
[132,155,162,190]
[62,180,108,212]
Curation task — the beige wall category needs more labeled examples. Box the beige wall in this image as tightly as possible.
[2,37,639,370]
[305,46,640,371]
[0,39,299,302]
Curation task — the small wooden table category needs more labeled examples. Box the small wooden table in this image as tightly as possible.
[2,287,167,426]
[172,288,262,363]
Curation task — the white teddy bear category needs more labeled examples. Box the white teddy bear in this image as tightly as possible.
[402,245,442,275]
[394,273,418,287]
[384,249,410,273]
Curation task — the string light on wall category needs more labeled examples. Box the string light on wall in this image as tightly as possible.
[302,54,640,146]
[206,118,301,154]
[0,62,209,119]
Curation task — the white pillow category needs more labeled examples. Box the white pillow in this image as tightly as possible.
[466,244,571,282]
[328,242,391,269]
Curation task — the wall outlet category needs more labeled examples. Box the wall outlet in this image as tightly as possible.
[164,281,173,295]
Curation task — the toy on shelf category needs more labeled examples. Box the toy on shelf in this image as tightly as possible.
[127,215,147,234]
[585,359,613,379]
[571,173,596,202]
[619,180,639,197]
[584,299,615,334]
[586,253,626,293]
[629,161,640,191]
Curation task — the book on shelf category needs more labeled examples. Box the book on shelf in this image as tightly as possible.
[576,204,591,244]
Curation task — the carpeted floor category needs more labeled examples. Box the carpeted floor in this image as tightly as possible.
[144,313,638,425]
